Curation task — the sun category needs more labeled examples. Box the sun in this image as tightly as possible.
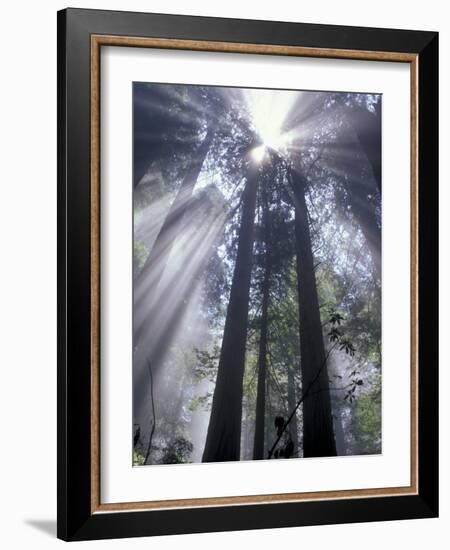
[245,88,297,161]
[251,144,266,163]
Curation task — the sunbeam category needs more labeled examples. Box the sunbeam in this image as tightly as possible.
[132,81,382,466]
[244,88,298,157]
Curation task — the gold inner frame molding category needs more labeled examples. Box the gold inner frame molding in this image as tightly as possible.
[90,34,419,514]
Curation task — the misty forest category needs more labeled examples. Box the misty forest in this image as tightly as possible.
[132,82,381,465]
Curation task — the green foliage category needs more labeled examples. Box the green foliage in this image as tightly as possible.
[328,326,341,343]
[188,394,211,413]
[133,451,145,466]
[160,437,194,464]
[339,337,356,356]
[242,348,258,420]
[134,173,166,211]
[326,309,355,356]
[192,345,220,383]
[133,240,148,270]
[353,393,381,453]
[201,251,227,327]
[328,311,345,326]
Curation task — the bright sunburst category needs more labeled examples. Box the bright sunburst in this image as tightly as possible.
[245,88,298,159]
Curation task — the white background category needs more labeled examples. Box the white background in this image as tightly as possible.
[102,47,411,503]
[0,1,447,548]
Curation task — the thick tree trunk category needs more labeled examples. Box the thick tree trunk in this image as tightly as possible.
[341,105,381,281]
[265,371,272,457]
[253,185,271,460]
[132,194,225,432]
[290,167,336,458]
[287,366,298,455]
[344,177,381,281]
[352,104,382,195]
[202,163,259,462]
[134,128,213,347]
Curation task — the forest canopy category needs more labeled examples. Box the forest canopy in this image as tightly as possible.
[132,82,382,465]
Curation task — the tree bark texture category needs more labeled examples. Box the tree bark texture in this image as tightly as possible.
[290,167,337,458]
[202,163,259,462]
[253,183,271,460]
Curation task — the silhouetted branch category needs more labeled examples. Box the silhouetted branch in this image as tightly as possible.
[268,342,338,459]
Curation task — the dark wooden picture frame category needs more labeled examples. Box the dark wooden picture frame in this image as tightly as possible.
[57,8,438,541]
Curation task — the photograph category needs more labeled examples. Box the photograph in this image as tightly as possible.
[132,82,382,466]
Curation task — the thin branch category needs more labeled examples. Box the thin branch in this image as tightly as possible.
[267,342,338,459]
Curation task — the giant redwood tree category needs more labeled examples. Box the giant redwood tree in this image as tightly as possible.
[202,159,260,462]
[289,166,337,458]
[252,176,272,460]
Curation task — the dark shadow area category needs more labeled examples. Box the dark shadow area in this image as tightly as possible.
[25,519,56,538]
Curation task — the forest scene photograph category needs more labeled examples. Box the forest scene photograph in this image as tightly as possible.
[132,81,382,466]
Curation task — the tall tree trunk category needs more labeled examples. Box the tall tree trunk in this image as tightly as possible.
[289,167,336,458]
[352,103,382,195]
[134,128,213,347]
[344,177,381,281]
[265,369,272,457]
[253,183,271,460]
[202,163,259,462]
[341,105,381,281]
[287,365,298,456]
[132,194,225,433]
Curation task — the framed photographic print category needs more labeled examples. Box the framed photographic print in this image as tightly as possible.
[57,8,438,541]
